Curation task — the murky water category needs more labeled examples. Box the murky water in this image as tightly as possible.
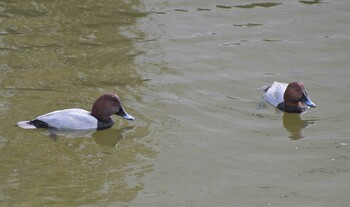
[0,1,152,206]
[1,0,349,206]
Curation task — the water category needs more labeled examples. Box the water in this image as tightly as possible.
[1,0,349,206]
[0,1,152,206]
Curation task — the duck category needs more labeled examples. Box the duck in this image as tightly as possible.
[260,81,316,113]
[17,93,134,130]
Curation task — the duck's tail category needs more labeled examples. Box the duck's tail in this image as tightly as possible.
[258,85,271,92]
[17,121,36,129]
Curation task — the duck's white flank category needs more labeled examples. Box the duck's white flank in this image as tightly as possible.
[17,109,98,130]
[263,81,288,107]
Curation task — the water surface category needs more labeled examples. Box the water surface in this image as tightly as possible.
[131,0,349,206]
[0,1,153,206]
[0,0,349,206]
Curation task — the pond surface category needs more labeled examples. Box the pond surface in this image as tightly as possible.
[0,0,349,206]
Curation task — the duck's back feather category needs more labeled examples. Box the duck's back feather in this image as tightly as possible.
[263,81,288,107]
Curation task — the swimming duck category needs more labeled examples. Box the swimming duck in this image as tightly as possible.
[261,81,316,113]
[17,93,134,130]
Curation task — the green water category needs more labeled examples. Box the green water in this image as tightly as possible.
[0,1,152,206]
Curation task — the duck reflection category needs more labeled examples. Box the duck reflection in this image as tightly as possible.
[282,113,316,140]
[47,129,96,140]
[47,126,134,147]
[93,126,134,147]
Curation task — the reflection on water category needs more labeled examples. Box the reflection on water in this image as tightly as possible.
[44,126,134,147]
[282,113,316,140]
[234,2,282,9]
[299,0,324,5]
[216,2,281,9]
[47,129,96,140]
[93,126,135,147]
[258,101,317,139]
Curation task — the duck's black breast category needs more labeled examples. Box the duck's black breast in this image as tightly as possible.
[277,102,308,114]
[97,118,115,130]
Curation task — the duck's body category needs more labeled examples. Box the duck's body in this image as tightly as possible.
[261,81,316,113]
[17,94,134,130]
[19,109,99,130]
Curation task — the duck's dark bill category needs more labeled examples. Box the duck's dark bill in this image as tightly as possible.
[122,113,134,121]
[301,93,316,107]
[116,107,135,121]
